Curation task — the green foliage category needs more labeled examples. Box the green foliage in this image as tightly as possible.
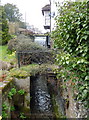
[52,1,89,108]
[10,68,29,78]
[19,112,26,119]
[0,6,11,45]
[8,87,26,100]
[15,36,53,64]
[8,88,17,99]
[0,45,16,63]
[9,34,53,64]
[19,21,27,29]
[7,34,33,52]
[18,89,25,95]
[2,103,8,118]
[2,111,8,118]
[8,87,26,101]
[16,38,46,52]
[2,103,8,110]
[4,3,22,22]
[10,106,15,111]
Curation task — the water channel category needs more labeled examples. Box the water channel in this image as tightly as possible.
[30,75,54,119]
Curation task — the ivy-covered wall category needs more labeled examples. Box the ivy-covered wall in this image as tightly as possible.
[52,1,89,118]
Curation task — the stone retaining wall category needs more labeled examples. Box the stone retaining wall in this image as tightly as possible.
[1,77,30,119]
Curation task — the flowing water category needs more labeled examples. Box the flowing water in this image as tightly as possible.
[30,75,53,119]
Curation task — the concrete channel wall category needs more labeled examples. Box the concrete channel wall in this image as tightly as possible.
[1,77,30,119]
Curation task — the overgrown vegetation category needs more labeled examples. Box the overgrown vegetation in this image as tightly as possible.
[8,34,33,52]
[8,87,25,99]
[2,88,26,119]
[8,88,17,99]
[2,103,8,118]
[52,1,89,108]
[0,6,11,45]
[9,64,57,77]
[0,45,16,63]
[8,34,54,64]
[8,34,45,53]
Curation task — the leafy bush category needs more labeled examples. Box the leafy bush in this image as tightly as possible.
[52,1,89,108]
[8,38,18,52]
[7,34,32,52]
[15,35,54,64]
[17,41,46,52]
[8,34,54,64]
[2,111,8,118]
[16,37,46,52]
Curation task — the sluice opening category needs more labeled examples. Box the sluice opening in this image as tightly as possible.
[30,74,54,119]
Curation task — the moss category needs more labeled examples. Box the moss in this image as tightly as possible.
[8,64,57,79]
[9,68,30,78]
[52,95,65,119]
[22,107,30,114]
[20,64,57,76]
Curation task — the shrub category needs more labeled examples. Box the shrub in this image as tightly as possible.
[15,36,54,64]
[7,34,32,52]
[16,41,47,52]
[0,6,11,45]
[8,38,18,52]
[8,34,54,64]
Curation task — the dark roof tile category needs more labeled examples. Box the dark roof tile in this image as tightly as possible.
[42,4,50,15]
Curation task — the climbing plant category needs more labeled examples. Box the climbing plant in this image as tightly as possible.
[52,1,89,108]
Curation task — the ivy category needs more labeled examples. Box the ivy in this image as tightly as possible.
[52,1,89,108]
[8,87,26,99]
[8,88,17,99]
[18,89,25,95]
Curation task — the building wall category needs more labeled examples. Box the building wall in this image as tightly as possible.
[44,11,50,26]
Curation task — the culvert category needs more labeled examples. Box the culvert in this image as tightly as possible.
[30,74,54,119]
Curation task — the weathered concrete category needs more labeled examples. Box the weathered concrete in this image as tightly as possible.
[0,60,12,70]
[47,71,88,118]
[14,77,30,92]
[47,71,65,118]
[1,76,30,119]
[61,83,89,118]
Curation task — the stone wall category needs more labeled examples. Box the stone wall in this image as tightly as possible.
[47,71,65,118]
[1,77,30,119]
[62,86,89,118]
[47,71,89,118]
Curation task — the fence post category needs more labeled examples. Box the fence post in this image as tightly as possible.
[17,52,20,68]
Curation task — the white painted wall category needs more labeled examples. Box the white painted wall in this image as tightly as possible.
[44,11,50,26]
